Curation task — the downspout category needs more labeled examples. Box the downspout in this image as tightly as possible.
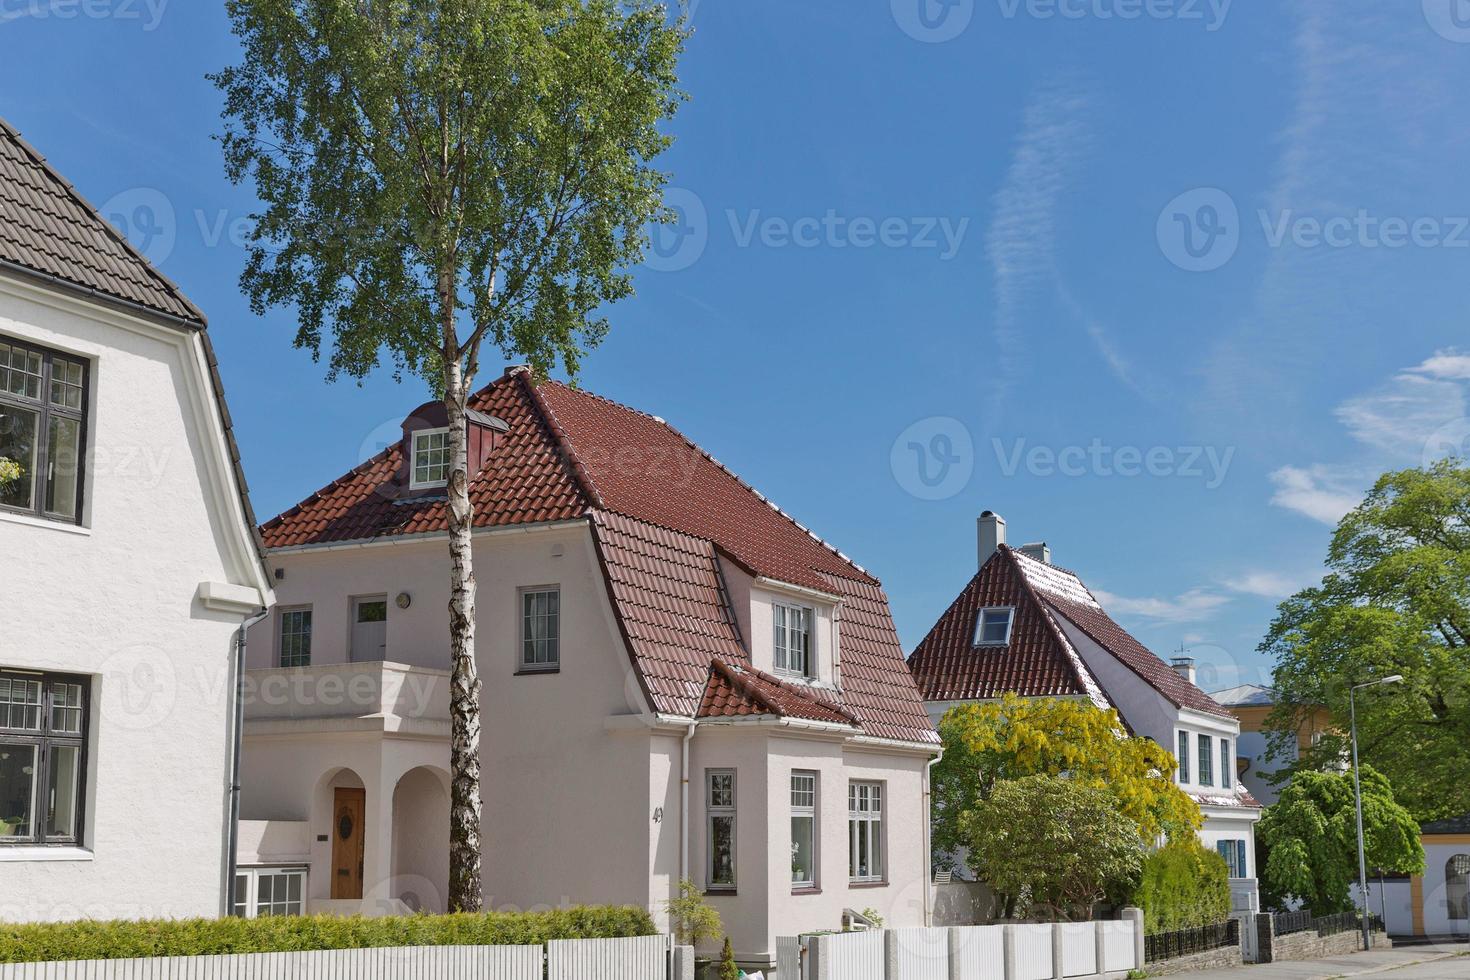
[680,718,698,884]
[225,608,270,916]
[923,746,944,926]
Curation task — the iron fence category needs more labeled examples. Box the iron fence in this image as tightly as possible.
[1271,910,1313,937]
[1144,919,1239,963]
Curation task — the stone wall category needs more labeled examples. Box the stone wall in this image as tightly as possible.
[1255,915,1392,964]
[1144,943,1244,975]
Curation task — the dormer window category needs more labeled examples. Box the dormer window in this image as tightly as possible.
[410,428,450,489]
[773,602,813,677]
[973,606,1015,647]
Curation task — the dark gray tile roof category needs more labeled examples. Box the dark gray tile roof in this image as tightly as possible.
[0,117,203,324]
[1423,813,1470,835]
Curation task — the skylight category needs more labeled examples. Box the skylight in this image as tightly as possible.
[974,606,1015,647]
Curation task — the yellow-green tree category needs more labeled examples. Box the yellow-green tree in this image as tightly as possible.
[933,695,1201,872]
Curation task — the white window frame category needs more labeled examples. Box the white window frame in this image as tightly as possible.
[973,606,1015,647]
[1176,729,1190,784]
[849,780,885,884]
[519,586,561,672]
[1220,737,1233,789]
[1198,733,1214,787]
[773,602,813,678]
[409,427,451,489]
[278,606,313,668]
[707,769,737,891]
[791,771,818,889]
[233,866,308,918]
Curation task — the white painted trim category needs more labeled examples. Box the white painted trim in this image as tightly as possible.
[197,581,267,615]
[754,576,843,604]
[0,509,91,536]
[408,426,451,490]
[0,847,94,863]
[267,518,588,555]
[846,735,944,757]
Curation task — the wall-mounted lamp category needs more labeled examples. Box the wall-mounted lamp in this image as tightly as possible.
[395,592,412,609]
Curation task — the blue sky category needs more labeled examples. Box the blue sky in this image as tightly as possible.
[4,0,1469,692]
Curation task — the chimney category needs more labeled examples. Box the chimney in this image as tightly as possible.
[1018,541,1051,565]
[977,511,1006,567]
[1170,656,1197,685]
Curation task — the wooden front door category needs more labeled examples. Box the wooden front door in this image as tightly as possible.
[331,787,366,900]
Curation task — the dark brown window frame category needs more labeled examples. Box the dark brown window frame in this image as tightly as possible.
[0,668,90,847]
[0,334,89,526]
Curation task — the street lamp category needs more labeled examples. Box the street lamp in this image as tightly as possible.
[1351,674,1403,952]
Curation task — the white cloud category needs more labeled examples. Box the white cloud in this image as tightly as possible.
[1268,464,1363,525]
[1411,349,1470,381]
[1091,587,1231,624]
[1335,371,1466,460]
[984,81,1092,415]
[1221,568,1321,600]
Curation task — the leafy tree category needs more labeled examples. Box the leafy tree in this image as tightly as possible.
[1133,841,1231,934]
[1257,767,1424,913]
[932,695,1201,868]
[960,775,1145,922]
[1263,461,1470,821]
[212,0,684,910]
[664,879,721,949]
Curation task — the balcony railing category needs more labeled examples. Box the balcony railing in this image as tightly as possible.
[242,661,449,725]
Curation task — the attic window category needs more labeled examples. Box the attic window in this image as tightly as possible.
[973,606,1014,647]
[410,428,450,489]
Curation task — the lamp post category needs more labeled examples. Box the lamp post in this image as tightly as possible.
[1350,674,1403,952]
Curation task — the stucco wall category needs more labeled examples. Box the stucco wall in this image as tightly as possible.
[1419,839,1470,937]
[0,284,264,921]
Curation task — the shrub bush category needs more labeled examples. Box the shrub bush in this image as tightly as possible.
[0,906,656,963]
[1134,841,1232,935]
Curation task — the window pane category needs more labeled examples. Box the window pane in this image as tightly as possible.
[1177,731,1190,783]
[50,683,83,734]
[710,815,735,887]
[46,744,80,838]
[0,404,39,511]
[45,415,81,520]
[280,610,312,667]
[233,874,249,917]
[2,344,42,400]
[49,357,85,410]
[1198,734,1213,786]
[1221,739,1232,788]
[0,678,43,731]
[791,815,815,885]
[356,600,387,624]
[0,743,37,839]
[709,772,733,809]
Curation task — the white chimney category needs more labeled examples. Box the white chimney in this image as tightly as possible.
[1018,541,1051,565]
[977,511,1006,567]
[1170,656,1197,685]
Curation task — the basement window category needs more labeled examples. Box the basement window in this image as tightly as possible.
[973,607,1015,647]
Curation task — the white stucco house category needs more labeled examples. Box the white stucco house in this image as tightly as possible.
[908,513,1262,916]
[238,366,940,968]
[0,118,273,921]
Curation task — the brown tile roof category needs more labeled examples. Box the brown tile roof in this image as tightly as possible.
[907,545,1110,704]
[263,369,937,745]
[0,117,202,324]
[697,659,856,726]
[0,116,265,571]
[909,545,1234,720]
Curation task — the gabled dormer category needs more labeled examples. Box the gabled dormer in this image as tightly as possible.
[716,555,843,691]
[394,400,509,496]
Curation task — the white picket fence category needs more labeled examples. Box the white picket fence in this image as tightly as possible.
[793,912,1144,980]
[0,935,690,980]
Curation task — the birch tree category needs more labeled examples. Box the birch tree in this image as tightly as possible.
[212,0,684,911]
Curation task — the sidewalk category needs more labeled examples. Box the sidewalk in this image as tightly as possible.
[1175,947,1470,980]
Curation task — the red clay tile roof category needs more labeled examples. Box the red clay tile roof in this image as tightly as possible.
[907,545,1110,704]
[263,369,937,745]
[0,117,202,324]
[909,545,1234,721]
[697,659,856,726]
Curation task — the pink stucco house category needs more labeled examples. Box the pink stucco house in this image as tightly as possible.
[237,367,939,969]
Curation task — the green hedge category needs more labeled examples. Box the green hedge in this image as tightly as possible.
[0,906,656,963]
[1134,842,1232,935]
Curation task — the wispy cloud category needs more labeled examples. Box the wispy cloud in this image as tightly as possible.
[984,81,1092,416]
[1056,283,1150,398]
[1268,463,1363,525]
[1221,568,1321,600]
[1092,587,1231,624]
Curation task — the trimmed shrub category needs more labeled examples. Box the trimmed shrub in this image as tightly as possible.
[0,906,656,963]
[1134,841,1232,935]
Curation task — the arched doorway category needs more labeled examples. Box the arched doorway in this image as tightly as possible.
[390,766,450,913]
[1448,854,1470,927]
[312,768,367,902]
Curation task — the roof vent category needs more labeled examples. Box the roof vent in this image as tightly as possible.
[1018,541,1051,564]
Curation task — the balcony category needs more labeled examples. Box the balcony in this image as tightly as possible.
[242,661,450,736]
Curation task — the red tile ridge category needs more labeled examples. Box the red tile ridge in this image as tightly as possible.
[510,367,607,510]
